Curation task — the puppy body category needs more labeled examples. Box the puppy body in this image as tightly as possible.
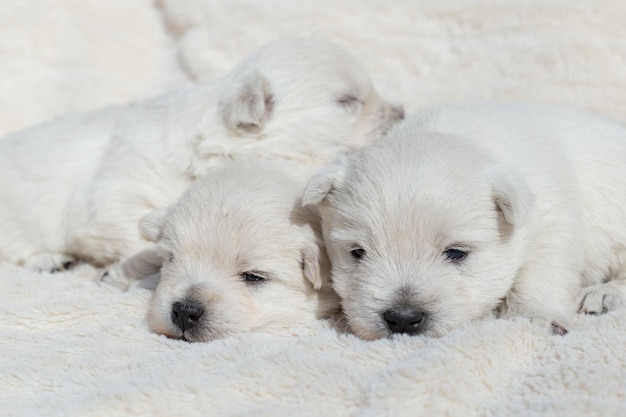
[0,38,402,271]
[304,102,626,339]
[140,158,338,342]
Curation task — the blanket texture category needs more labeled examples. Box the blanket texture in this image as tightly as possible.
[1,1,626,416]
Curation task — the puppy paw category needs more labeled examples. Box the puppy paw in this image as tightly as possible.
[25,253,75,273]
[551,321,568,336]
[327,308,350,333]
[100,263,132,290]
[577,281,625,315]
[497,302,570,336]
[527,316,570,336]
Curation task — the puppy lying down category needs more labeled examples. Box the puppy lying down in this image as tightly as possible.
[135,158,338,342]
[0,38,402,273]
[304,102,626,339]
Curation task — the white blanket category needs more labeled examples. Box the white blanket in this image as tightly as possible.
[1,1,626,416]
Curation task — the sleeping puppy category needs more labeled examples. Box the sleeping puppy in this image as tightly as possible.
[303,102,626,339]
[138,158,338,342]
[0,37,403,273]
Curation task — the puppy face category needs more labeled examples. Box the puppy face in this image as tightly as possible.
[144,159,337,342]
[203,38,404,165]
[303,121,533,339]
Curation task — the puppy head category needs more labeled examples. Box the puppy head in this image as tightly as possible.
[207,38,403,163]
[303,121,533,339]
[143,159,337,342]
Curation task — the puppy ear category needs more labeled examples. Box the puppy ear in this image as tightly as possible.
[487,165,534,226]
[302,156,349,207]
[301,241,330,291]
[219,70,274,132]
[139,207,170,242]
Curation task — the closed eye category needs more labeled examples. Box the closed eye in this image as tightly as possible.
[241,271,267,283]
[337,94,362,107]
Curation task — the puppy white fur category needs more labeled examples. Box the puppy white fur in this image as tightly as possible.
[0,38,402,272]
[141,158,338,342]
[304,102,626,339]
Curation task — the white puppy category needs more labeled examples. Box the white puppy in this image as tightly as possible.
[303,102,626,339]
[140,157,338,342]
[0,38,403,273]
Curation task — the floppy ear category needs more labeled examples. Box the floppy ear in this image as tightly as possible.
[219,70,274,132]
[487,165,534,226]
[139,207,170,242]
[302,156,349,207]
[301,241,330,291]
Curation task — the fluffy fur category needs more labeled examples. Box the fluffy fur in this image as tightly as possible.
[303,102,626,339]
[0,37,402,272]
[138,158,338,342]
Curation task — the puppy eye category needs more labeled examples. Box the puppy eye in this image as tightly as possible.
[443,248,468,263]
[350,248,366,260]
[337,94,362,108]
[241,271,267,283]
[168,255,175,263]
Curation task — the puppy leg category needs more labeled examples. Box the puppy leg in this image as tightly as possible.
[24,252,76,273]
[101,248,163,290]
[577,280,626,315]
[498,260,580,335]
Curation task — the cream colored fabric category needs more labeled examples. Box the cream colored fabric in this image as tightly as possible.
[1,1,625,415]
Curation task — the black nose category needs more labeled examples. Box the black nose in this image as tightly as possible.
[383,308,425,335]
[171,301,205,332]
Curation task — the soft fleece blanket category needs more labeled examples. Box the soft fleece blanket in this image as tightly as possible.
[1,1,625,416]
